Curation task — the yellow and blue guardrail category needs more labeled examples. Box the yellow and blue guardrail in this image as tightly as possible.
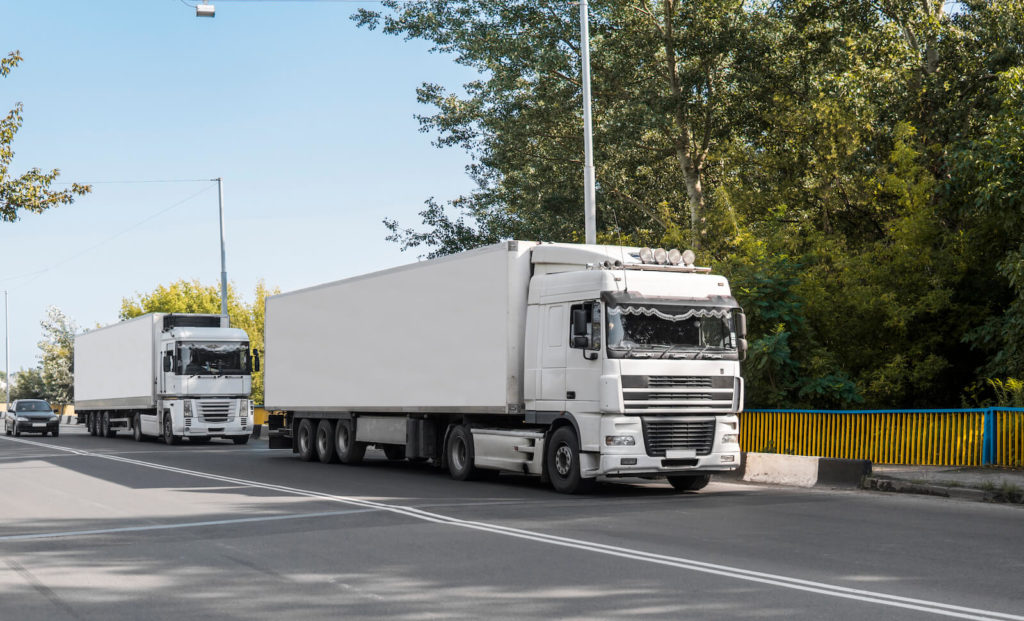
[739,408,1024,467]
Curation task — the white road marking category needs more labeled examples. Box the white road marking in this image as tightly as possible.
[0,509,377,541]
[3,435,1020,621]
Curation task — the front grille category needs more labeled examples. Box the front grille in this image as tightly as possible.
[622,376,735,414]
[641,418,715,456]
[198,400,234,423]
[649,376,712,388]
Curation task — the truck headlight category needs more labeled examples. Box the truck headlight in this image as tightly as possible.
[184,401,192,417]
[722,433,739,445]
[605,435,636,446]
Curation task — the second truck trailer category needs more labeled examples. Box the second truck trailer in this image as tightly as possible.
[265,242,746,493]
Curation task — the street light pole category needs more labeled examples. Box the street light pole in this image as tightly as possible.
[215,178,228,320]
[579,0,597,245]
[4,290,9,408]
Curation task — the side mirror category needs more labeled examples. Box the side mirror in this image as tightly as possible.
[736,312,747,340]
[163,354,172,372]
[253,350,261,373]
[738,338,748,361]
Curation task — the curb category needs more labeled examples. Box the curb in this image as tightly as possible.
[861,476,1024,504]
[717,452,870,488]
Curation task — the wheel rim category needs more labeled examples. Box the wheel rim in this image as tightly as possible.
[337,425,349,452]
[164,418,171,438]
[554,443,573,477]
[451,435,467,471]
[299,427,311,454]
[317,428,328,455]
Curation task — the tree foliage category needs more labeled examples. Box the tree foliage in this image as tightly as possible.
[1,51,90,223]
[360,0,1024,408]
[119,280,279,403]
[38,306,76,408]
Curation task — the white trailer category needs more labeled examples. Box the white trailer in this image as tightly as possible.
[265,242,746,493]
[74,313,255,444]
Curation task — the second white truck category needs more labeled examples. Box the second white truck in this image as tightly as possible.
[74,313,255,444]
[265,242,745,493]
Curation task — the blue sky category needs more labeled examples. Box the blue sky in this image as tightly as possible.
[1,0,479,372]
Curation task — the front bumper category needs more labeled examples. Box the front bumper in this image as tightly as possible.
[596,449,740,477]
[14,421,60,433]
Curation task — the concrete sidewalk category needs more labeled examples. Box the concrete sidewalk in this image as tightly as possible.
[863,465,1024,504]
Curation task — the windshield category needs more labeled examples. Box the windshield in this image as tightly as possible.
[606,304,737,359]
[177,342,251,376]
[15,400,51,412]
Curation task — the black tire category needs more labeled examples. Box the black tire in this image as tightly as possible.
[88,414,98,436]
[14,425,21,437]
[446,425,481,481]
[667,474,711,492]
[163,416,180,445]
[316,420,336,463]
[52,428,59,438]
[382,444,405,461]
[546,426,595,494]
[132,414,143,442]
[296,418,316,461]
[335,419,366,465]
[232,436,249,445]
[4,422,10,436]
[100,413,111,438]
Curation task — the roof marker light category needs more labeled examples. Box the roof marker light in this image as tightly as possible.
[667,248,682,265]
[682,249,696,266]
[639,247,654,264]
[653,248,668,265]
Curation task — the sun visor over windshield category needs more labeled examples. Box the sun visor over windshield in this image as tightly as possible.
[600,291,741,310]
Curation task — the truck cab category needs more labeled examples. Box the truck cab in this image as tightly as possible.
[522,244,745,487]
[150,317,254,442]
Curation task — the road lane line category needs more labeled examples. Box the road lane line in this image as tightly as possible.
[0,509,378,542]
[3,435,1020,621]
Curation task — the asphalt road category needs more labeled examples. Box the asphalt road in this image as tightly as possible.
[1,426,1022,621]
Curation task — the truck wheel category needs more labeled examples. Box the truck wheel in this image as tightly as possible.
[88,414,97,436]
[232,436,249,445]
[447,425,481,481]
[546,426,595,494]
[335,420,365,465]
[163,416,180,445]
[100,413,110,437]
[297,419,316,461]
[132,414,143,442]
[383,444,405,461]
[316,420,336,463]
[667,474,711,492]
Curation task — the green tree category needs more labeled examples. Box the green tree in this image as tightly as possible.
[38,306,77,412]
[1,51,90,222]
[119,280,279,403]
[358,0,774,255]
[10,367,45,401]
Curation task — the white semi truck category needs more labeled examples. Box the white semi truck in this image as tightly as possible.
[265,242,746,493]
[74,313,255,444]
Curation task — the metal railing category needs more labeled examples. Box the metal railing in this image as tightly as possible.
[739,408,1024,467]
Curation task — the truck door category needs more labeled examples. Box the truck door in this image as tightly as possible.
[566,302,600,407]
[538,304,567,411]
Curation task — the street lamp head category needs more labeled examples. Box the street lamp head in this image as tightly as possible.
[196,3,215,17]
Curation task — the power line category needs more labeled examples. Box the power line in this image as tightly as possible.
[52,178,212,186]
[1,183,218,289]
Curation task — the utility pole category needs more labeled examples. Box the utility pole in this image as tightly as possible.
[4,290,9,408]
[215,178,228,320]
[580,0,597,245]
